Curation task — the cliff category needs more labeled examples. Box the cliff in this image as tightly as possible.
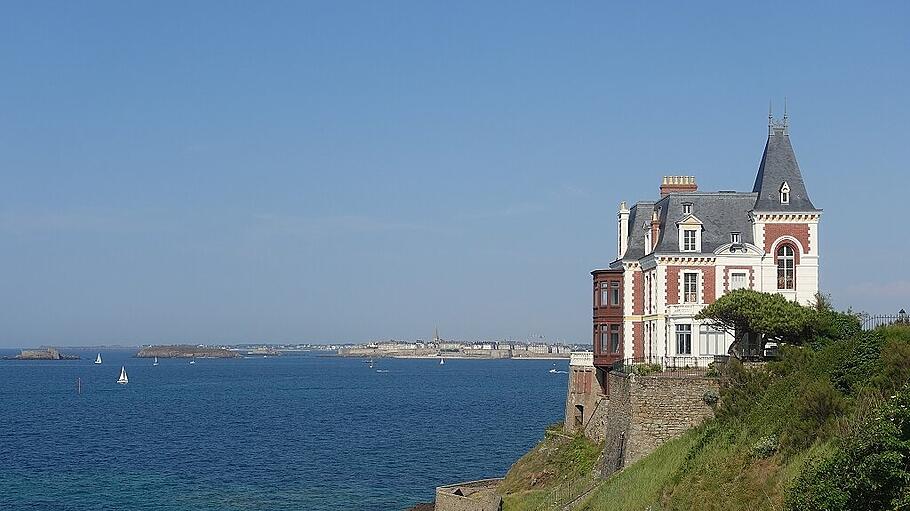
[136,345,239,359]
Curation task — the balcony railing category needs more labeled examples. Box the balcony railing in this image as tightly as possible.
[569,351,594,367]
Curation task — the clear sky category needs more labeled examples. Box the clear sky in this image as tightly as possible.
[1,2,908,347]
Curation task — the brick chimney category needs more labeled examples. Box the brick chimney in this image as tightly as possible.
[660,176,697,197]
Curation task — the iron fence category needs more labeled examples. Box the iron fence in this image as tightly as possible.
[862,310,909,331]
[610,355,723,377]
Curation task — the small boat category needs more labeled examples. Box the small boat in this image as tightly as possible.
[440,357,445,365]
[368,358,374,369]
[94,353,102,364]
[153,356,159,366]
[189,357,196,365]
[548,368,557,373]
[117,366,129,385]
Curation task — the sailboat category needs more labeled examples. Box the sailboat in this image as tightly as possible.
[94,353,102,364]
[153,356,159,366]
[117,366,129,385]
[189,356,196,365]
[439,357,445,365]
[368,358,373,369]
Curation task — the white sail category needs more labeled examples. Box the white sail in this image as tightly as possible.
[117,366,129,384]
[153,356,159,366]
[440,358,444,365]
[94,353,102,364]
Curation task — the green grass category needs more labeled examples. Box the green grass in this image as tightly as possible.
[576,429,700,511]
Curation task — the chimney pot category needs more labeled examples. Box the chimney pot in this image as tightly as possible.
[660,175,698,197]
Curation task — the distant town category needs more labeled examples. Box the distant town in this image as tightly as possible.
[4,337,587,361]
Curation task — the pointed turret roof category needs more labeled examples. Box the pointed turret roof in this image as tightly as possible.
[751,116,818,212]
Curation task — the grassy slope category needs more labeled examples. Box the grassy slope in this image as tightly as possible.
[499,428,601,511]
[576,429,700,510]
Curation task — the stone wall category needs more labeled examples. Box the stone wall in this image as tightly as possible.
[563,365,606,436]
[563,364,719,474]
[624,374,719,464]
[584,371,718,475]
[434,479,503,511]
[601,373,632,473]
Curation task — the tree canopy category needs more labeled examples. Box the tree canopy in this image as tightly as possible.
[695,289,817,357]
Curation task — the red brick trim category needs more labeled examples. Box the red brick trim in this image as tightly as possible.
[764,223,810,255]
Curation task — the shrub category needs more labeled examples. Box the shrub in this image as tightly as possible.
[751,435,778,459]
[631,363,662,376]
[702,390,719,406]
[787,384,910,510]
[715,360,771,422]
[780,379,845,453]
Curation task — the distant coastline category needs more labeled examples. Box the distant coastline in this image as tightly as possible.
[337,340,575,360]
[136,345,240,359]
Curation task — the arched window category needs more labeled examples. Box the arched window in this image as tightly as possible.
[780,182,790,204]
[777,244,795,290]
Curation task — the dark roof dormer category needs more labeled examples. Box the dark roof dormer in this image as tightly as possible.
[751,111,819,212]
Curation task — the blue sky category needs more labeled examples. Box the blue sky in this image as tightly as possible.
[1,2,908,346]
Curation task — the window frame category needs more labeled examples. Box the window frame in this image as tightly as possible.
[609,324,621,353]
[777,244,795,290]
[730,271,747,290]
[683,272,698,303]
[682,229,697,251]
[610,281,620,307]
[675,324,692,355]
[599,282,610,307]
[599,325,609,354]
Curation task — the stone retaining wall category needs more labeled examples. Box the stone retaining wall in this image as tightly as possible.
[434,478,503,511]
[566,368,719,475]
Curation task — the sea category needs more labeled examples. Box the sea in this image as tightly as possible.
[0,349,569,511]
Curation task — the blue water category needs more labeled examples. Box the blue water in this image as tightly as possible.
[0,349,567,510]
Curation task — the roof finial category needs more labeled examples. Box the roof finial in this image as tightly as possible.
[768,98,788,136]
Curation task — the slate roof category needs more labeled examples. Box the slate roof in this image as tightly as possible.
[751,127,819,212]
[621,201,654,261]
[621,193,757,260]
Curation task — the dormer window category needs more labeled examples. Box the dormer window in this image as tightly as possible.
[780,182,790,204]
[730,232,741,244]
[682,203,692,215]
[676,214,703,253]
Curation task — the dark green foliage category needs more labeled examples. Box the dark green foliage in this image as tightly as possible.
[876,326,910,394]
[822,331,884,394]
[811,308,863,346]
[780,379,845,453]
[786,385,910,511]
[696,289,816,351]
[714,359,771,422]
